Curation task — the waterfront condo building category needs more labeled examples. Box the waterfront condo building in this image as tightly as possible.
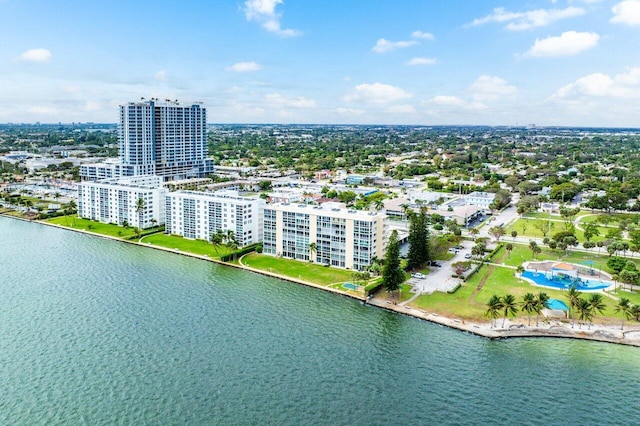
[165,190,264,247]
[81,99,214,181]
[262,203,386,270]
[77,175,167,229]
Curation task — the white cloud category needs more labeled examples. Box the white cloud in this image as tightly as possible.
[525,31,599,57]
[385,104,416,114]
[228,61,263,72]
[154,70,167,81]
[411,30,434,40]
[552,67,640,99]
[18,48,52,63]
[371,38,418,53]
[344,83,412,103]
[243,0,301,37]
[611,0,640,25]
[265,93,316,108]
[336,107,365,116]
[426,96,487,110]
[406,57,437,66]
[470,7,584,30]
[468,75,517,101]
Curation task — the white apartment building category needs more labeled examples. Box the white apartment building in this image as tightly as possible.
[165,190,264,247]
[81,99,214,181]
[263,203,386,271]
[80,160,123,181]
[465,191,496,209]
[77,175,167,229]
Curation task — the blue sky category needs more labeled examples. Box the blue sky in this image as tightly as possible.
[1,0,640,126]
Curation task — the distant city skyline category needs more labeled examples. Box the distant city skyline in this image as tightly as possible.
[1,0,639,126]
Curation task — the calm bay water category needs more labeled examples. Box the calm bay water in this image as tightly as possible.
[1,216,639,425]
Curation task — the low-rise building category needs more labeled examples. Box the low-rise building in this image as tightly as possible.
[165,190,264,246]
[263,203,386,270]
[465,191,496,209]
[77,175,167,229]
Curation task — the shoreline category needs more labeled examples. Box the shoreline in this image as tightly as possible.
[5,213,640,348]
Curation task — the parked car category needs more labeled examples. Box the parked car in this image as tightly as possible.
[464,253,472,259]
[429,261,442,267]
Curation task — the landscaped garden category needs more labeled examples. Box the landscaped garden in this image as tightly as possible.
[46,216,142,238]
[141,233,235,258]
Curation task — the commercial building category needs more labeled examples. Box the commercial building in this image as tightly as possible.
[81,99,214,181]
[263,203,386,270]
[165,190,264,247]
[77,175,167,229]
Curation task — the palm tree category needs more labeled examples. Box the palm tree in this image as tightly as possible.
[521,293,536,326]
[506,243,513,258]
[485,295,504,329]
[566,287,581,328]
[501,294,518,327]
[614,297,632,330]
[630,304,640,323]
[135,197,145,228]
[529,241,538,259]
[587,293,606,329]
[374,199,384,212]
[210,230,224,254]
[534,292,550,326]
[309,242,317,262]
[511,230,518,241]
[576,298,593,329]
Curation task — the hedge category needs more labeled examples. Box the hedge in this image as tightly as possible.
[447,284,462,294]
[220,243,262,262]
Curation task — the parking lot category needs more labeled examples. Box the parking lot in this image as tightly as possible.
[406,240,473,295]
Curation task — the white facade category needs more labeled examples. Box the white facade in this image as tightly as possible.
[81,100,214,181]
[263,203,386,271]
[80,160,123,181]
[465,191,496,209]
[77,175,167,229]
[165,190,264,246]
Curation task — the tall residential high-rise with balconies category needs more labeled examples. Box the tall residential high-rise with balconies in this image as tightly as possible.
[119,99,213,181]
[81,99,214,182]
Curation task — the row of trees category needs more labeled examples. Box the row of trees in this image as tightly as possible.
[487,288,640,330]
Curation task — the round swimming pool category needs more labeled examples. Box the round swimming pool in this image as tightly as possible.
[521,270,610,291]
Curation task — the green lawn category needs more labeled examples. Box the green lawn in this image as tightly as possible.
[241,252,355,286]
[500,242,616,272]
[46,216,139,238]
[409,263,639,323]
[142,233,234,258]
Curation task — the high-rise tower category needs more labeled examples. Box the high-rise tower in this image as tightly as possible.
[118,99,213,181]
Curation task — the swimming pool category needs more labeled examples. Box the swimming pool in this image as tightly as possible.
[547,299,569,311]
[342,282,359,291]
[522,270,610,291]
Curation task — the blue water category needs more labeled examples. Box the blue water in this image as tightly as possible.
[522,270,610,291]
[1,216,640,424]
[548,299,569,311]
[342,282,359,290]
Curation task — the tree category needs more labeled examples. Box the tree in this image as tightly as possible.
[615,297,632,330]
[485,295,503,328]
[521,293,536,326]
[472,243,486,260]
[505,243,513,258]
[587,293,606,329]
[529,241,540,259]
[407,210,430,269]
[308,242,317,262]
[501,294,518,327]
[210,229,224,254]
[489,225,505,242]
[583,222,600,242]
[576,298,593,329]
[382,230,405,300]
[135,197,145,228]
[565,287,581,328]
[534,292,549,326]
[511,230,517,241]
